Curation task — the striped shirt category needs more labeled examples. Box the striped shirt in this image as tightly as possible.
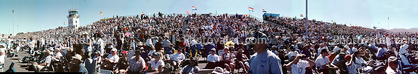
[128,56,145,71]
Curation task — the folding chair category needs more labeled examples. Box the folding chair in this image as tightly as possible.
[0,57,5,72]
[99,69,114,74]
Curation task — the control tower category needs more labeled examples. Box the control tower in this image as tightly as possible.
[67,9,79,29]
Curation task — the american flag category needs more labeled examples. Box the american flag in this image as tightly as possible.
[187,11,190,14]
[249,7,254,12]
[192,6,197,10]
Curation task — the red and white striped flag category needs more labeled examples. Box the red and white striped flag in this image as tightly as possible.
[192,6,197,10]
[249,7,254,12]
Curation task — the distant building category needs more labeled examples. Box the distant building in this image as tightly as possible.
[68,9,80,29]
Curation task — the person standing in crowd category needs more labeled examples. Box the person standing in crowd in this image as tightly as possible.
[127,50,146,74]
[249,32,283,74]
[170,49,185,70]
[205,48,220,69]
[28,37,36,55]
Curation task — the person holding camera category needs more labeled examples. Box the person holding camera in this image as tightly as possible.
[285,54,314,74]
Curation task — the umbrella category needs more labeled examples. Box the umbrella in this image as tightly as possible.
[225,41,235,48]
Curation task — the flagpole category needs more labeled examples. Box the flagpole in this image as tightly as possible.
[388,17,389,30]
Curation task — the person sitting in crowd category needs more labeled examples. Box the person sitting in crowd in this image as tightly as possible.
[70,54,89,74]
[115,50,129,74]
[398,44,418,72]
[0,46,6,69]
[103,48,119,70]
[170,49,185,71]
[179,58,200,74]
[53,48,62,60]
[205,48,220,69]
[234,48,249,72]
[33,50,52,72]
[353,51,373,73]
[285,54,314,74]
[287,46,298,60]
[127,50,146,74]
[386,56,401,74]
[316,49,337,74]
[64,48,74,72]
[332,46,348,74]
[221,47,235,72]
[148,52,164,73]
[345,54,357,74]
[92,52,102,67]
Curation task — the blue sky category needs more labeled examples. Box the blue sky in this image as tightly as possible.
[1,0,418,35]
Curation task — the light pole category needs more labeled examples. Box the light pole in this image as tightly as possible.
[13,10,14,36]
[305,0,308,36]
[388,17,389,30]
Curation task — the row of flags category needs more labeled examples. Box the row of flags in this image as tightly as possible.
[187,6,198,14]
[187,6,267,14]
[249,7,267,13]
[99,6,268,16]
[250,7,268,13]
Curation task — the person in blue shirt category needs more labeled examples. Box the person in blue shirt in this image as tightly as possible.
[249,32,283,74]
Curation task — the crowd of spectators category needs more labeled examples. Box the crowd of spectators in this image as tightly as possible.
[2,13,418,74]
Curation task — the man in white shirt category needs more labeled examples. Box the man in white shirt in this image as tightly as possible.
[53,48,63,59]
[353,51,373,73]
[285,54,314,74]
[317,43,329,55]
[104,48,119,70]
[315,49,337,74]
[28,38,37,55]
[386,56,401,74]
[97,37,105,56]
[149,52,165,73]
[0,49,5,65]
[287,47,298,60]
[205,48,220,69]
[170,49,185,70]
[33,50,52,72]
